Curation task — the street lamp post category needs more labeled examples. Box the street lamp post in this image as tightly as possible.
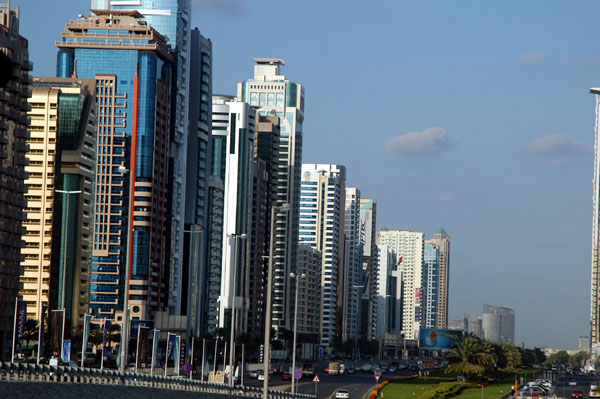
[290,272,305,394]
[55,189,81,312]
[263,203,291,399]
[352,285,364,361]
[118,165,133,374]
[228,233,247,386]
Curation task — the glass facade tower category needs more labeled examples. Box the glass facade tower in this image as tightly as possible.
[56,10,173,321]
[238,59,304,332]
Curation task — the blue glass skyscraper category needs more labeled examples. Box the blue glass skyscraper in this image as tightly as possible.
[56,10,173,321]
[92,0,193,317]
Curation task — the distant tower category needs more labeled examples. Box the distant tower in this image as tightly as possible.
[482,304,515,344]
[590,87,600,346]
[430,228,450,329]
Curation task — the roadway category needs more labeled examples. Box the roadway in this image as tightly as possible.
[245,369,414,399]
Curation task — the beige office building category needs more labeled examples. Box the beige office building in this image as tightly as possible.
[377,230,424,339]
[23,77,96,331]
[429,228,450,329]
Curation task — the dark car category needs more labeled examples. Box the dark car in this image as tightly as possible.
[572,390,583,399]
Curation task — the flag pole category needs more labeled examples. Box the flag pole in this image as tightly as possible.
[61,308,65,362]
[135,325,141,373]
[37,306,43,365]
[11,297,18,363]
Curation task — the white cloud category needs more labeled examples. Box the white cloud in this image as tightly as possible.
[518,51,545,65]
[384,127,456,154]
[528,134,591,164]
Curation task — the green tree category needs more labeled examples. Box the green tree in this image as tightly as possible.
[570,351,589,366]
[446,334,496,381]
[547,350,569,364]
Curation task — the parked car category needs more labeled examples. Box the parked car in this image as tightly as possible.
[282,372,292,380]
[346,366,356,374]
[572,390,583,399]
[335,388,350,398]
[258,370,265,381]
[388,365,398,373]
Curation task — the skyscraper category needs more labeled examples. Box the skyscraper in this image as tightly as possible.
[422,242,440,329]
[56,10,173,322]
[0,2,32,361]
[376,244,396,341]
[590,87,600,346]
[299,164,345,348]
[296,245,322,358]
[23,77,96,332]
[429,228,450,329]
[91,0,194,317]
[482,304,515,344]
[377,230,424,339]
[360,198,378,339]
[238,59,304,331]
[247,115,280,338]
[342,187,362,341]
[180,28,212,337]
[211,95,255,333]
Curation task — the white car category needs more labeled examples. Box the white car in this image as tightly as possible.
[335,388,350,398]
[257,370,265,381]
[249,369,260,379]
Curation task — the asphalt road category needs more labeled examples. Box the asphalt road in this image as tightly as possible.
[552,375,598,399]
[245,369,414,399]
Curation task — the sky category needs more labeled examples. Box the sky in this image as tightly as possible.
[13,0,600,349]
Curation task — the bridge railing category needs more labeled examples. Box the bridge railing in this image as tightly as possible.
[0,362,314,399]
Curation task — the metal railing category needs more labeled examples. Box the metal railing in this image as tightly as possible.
[0,362,314,399]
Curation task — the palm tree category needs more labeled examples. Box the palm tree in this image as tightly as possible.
[446,334,496,381]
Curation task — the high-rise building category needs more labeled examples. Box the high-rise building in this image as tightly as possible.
[246,115,280,338]
[56,10,173,322]
[91,0,194,318]
[359,198,377,339]
[23,77,96,332]
[211,95,255,333]
[376,244,396,341]
[342,187,362,341]
[238,59,304,331]
[204,175,223,335]
[422,242,439,329]
[429,228,450,329]
[590,87,600,345]
[296,245,322,358]
[482,304,515,344]
[299,164,345,348]
[377,230,424,339]
[0,2,32,361]
[180,28,212,338]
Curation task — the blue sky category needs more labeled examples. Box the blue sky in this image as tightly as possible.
[16,0,600,349]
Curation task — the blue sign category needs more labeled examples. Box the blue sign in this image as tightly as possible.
[62,340,71,362]
[419,329,462,350]
[183,362,192,373]
[294,370,303,380]
[318,346,324,361]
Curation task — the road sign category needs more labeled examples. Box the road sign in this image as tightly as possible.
[183,362,192,373]
[313,375,320,383]
[375,375,381,382]
[294,369,303,380]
